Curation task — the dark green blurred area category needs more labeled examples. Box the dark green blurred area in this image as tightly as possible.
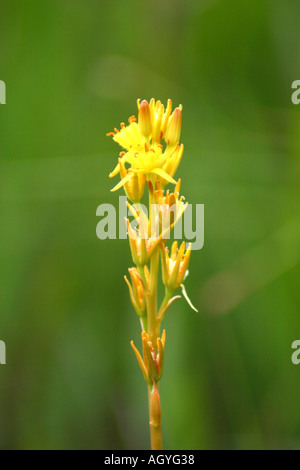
[0,0,300,450]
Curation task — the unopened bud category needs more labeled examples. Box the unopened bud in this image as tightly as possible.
[139,100,152,137]
[151,380,161,426]
[165,107,182,146]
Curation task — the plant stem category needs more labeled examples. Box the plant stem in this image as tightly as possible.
[148,384,163,450]
[147,248,160,348]
[145,180,163,450]
[145,248,163,449]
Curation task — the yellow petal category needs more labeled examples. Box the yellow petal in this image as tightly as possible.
[111,173,132,192]
[151,168,177,185]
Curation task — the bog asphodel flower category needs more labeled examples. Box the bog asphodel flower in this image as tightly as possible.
[161,241,191,291]
[107,98,197,451]
[130,330,166,385]
[118,158,146,203]
[153,179,187,237]
[124,267,149,318]
[107,99,184,197]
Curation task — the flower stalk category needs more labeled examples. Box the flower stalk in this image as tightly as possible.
[107,98,196,450]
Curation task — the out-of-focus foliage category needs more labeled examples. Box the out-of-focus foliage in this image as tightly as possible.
[0,0,299,450]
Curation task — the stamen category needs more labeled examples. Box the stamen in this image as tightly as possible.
[114,128,120,133]
[148,181,153,194]
[120,122,126,128]
[145,143,149,152]
[106,132,115,137]
[119,151,126,157]
[128,115,137,123]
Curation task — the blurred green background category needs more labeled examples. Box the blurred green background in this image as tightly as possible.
[0,0,300,450]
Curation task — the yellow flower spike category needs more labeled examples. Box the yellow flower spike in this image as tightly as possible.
[107,98,197,450]
[164,106,182,146]
[139,100,152,138]
[130,340,151,384]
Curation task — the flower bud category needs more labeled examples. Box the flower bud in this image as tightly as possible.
[124,267,148,317]
[164,106,182,146]
[130,331,166,384]
[150,380,161,428]
[138,100,152,137]
[161,241,191,291]
[151,100,165,141]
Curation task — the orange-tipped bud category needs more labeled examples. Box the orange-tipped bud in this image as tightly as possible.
[138,100,152,137]
[164,106,182,146]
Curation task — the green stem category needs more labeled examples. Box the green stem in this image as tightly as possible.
[148,384,163,450]
[157,288,173,320]
[147,248,160,349]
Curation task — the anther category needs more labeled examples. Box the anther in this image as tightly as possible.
[128,115,137,123]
